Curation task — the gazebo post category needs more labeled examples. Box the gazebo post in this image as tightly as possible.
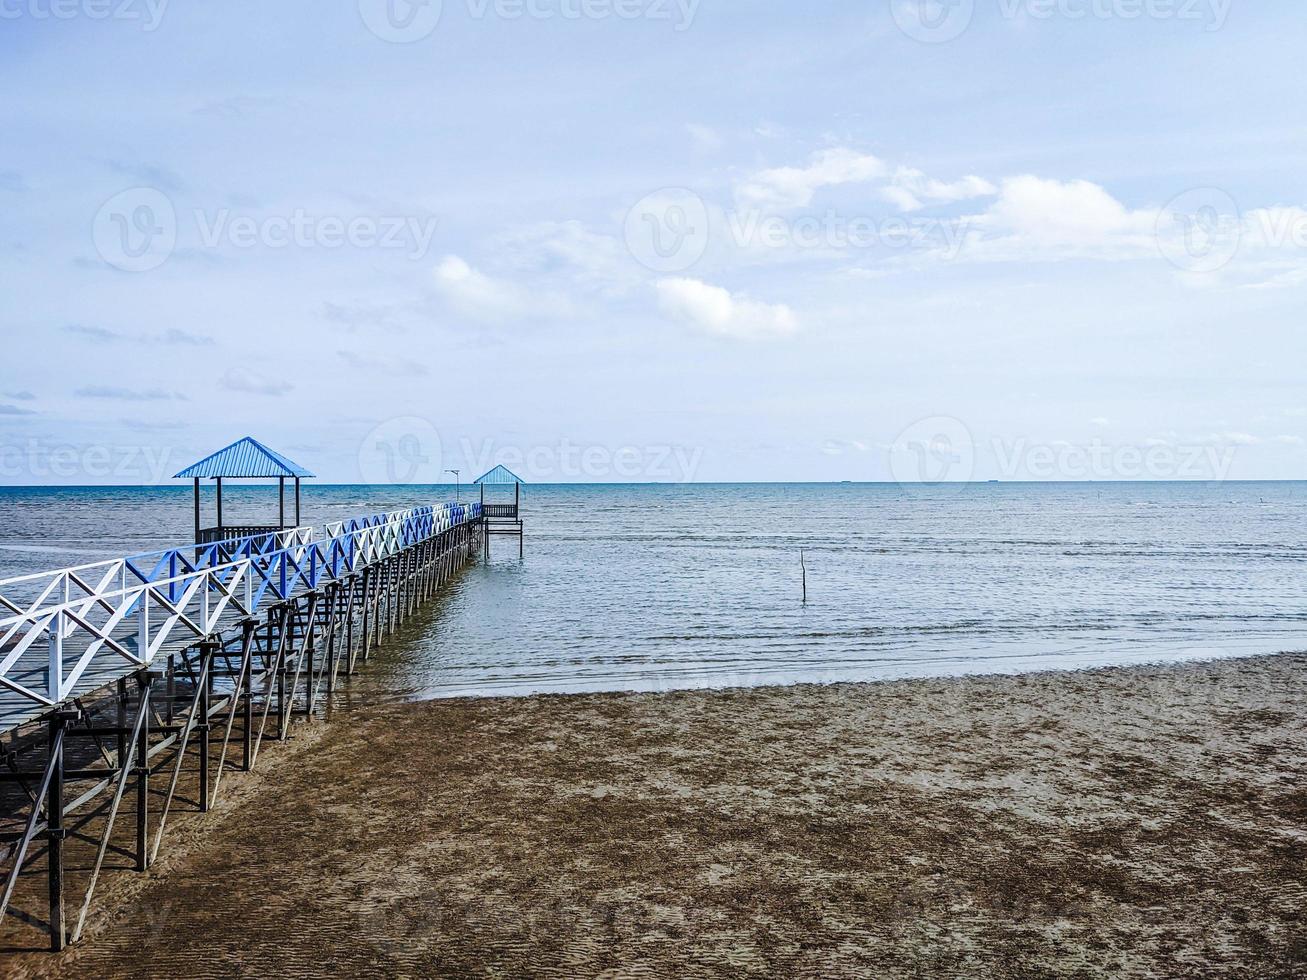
[216,478,223,536]
[294,477,301,527]
[278,477,286,529]
[192,478,201,544]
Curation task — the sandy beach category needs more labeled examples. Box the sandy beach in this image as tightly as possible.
[12,654,1307,979]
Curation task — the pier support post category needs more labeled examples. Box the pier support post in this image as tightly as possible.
[324,583,338,698]
[391,554,401,635]
[241,619,255,771]
[395,552,406,627]
[426,538,437,600]
[304,592,319,717]
[361,566,373,663]
[166,653,175,725]
[342,577,353,674]
[198,640,215,812]
[116,676,127,766]
[46,711,74,952]
[276,605,288,740]
[135,671,155,871]
[384,557,395,638]
[346,574,359,674]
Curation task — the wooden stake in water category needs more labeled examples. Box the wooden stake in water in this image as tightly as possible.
[800,549,807,604]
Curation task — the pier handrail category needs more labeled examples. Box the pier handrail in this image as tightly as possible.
[0,502,481,709]
[0,526,314,596]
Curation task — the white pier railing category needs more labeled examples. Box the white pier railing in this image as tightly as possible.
[0,503,481,715]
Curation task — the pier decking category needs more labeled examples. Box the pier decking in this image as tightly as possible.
[0,500,485,951]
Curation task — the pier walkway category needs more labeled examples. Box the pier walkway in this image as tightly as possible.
[0,501,485,951]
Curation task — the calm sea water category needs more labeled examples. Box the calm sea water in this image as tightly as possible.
[1,483,1304,697]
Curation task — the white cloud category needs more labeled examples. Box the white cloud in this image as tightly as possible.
[882,167,996,212]
[492,222,630,292]
[656,277,798,340]
[735,147,886,211]
[431,254,541,322]
[75,384,187,401]
[434,250,584,323]
[821,438,871,456]
[1240,265,1307,290]
[735,148,994,217]
[219,368,292,397]
[961,176,1159,261]
[1201,431,1261,446]
[336,350,428,377]
[985,176,1155,248]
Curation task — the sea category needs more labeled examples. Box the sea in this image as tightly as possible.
[1,482,1304,699]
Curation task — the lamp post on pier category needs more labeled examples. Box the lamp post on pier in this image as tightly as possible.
[446,469,460,501]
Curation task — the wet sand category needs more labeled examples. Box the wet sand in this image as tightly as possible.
[14,655,1307,978]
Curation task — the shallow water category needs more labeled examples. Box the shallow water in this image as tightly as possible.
[1,482,1304,697]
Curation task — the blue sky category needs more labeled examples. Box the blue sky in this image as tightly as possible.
[2,0,1306,483]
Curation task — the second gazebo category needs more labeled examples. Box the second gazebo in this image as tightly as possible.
[473,464,525,557]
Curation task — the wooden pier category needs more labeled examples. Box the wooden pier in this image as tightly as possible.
[0,441,493,952]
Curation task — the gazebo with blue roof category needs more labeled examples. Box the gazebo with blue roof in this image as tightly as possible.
[474,464,525,556]
[174,436,315,544]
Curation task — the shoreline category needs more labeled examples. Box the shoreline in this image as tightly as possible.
[15,652,1307,978]
[401,645,1301,704]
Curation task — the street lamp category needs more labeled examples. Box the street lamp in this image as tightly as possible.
[446,468,460,501]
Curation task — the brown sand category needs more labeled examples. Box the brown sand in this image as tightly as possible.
[10,655,1307,979]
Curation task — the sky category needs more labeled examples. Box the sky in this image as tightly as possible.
[2,0,1306,484]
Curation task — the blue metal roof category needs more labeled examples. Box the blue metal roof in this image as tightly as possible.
[174,437,315,479]
[473,464,525,485]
